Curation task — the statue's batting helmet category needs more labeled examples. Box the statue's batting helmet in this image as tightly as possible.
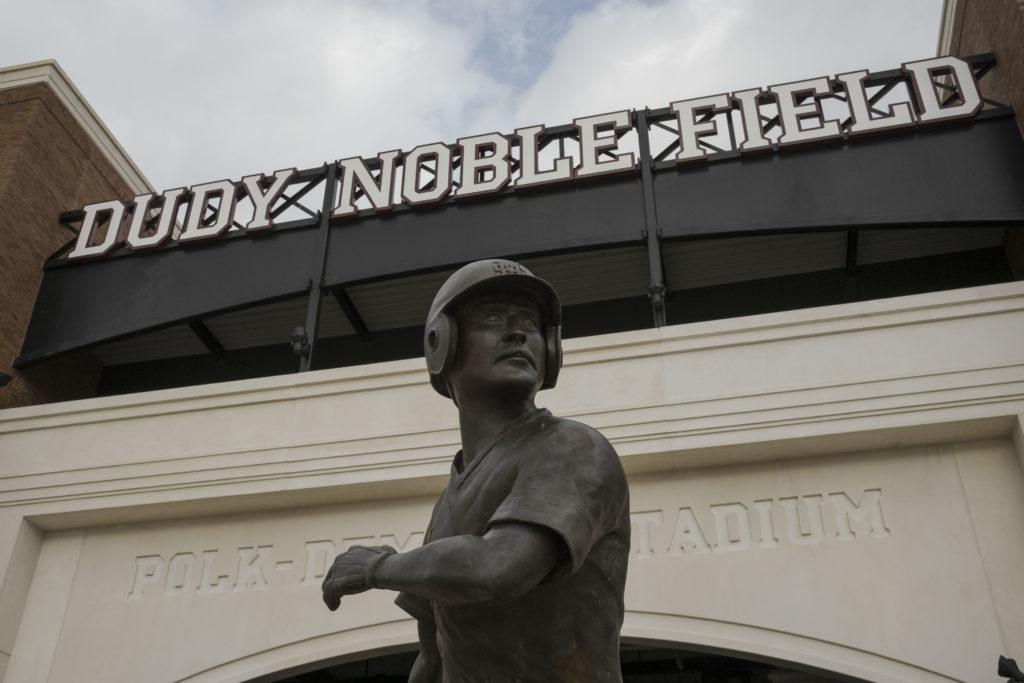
[424,259,562,399]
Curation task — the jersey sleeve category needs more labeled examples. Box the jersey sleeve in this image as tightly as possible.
[487,418,628,578]
[395,591,434,621]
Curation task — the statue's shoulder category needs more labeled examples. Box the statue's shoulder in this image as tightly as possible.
[533,413,619,461]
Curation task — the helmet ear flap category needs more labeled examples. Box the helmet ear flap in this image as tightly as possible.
[541,325,562,390]
[425,312,457,396]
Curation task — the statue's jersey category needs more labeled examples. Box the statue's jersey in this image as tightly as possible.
[397,408,630,683]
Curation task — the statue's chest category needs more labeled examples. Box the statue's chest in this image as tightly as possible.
[430,451,523,539]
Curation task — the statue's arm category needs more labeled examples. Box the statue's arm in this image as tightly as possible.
[322,522,562,607]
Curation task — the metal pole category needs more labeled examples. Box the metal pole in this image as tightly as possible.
[635,108,667,327]
[298,162,339,371]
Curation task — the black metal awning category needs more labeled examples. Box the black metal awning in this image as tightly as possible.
[16,56,1024,369]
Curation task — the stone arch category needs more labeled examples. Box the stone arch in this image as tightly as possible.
[622,611,958,682]
[175,610,959,683]
[176,621,418,683]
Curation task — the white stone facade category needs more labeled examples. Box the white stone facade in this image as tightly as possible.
[2,281,1023,682]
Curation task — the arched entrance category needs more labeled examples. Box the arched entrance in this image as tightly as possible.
[219,610,956,682]
[259,643,864,682]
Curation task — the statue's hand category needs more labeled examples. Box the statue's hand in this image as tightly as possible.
[321,544,396,611]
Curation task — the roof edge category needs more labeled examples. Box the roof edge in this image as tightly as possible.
[936,0,961,56]
[0,59,153,195]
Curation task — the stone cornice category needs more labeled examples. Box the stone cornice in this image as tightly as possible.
[2,281,1023,527]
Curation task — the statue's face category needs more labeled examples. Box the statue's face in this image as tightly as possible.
[447,292,546,404]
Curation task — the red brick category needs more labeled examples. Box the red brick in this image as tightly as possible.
[0,81,135,408]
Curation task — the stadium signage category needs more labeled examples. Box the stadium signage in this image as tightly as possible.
[126,489,888,599]
[67,56,983,261]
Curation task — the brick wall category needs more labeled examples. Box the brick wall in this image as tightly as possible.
[0,82,136,408]
[946,0,1024,280]
[948,0,1024,134]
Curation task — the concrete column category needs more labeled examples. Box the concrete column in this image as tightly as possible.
[0,517,42,680]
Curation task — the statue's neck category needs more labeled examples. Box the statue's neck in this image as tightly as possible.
[457,399,537,469]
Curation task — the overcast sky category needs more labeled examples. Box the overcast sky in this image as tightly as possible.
[1,0,945,192]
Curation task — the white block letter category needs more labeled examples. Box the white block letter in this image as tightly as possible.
[234,546,271,591]
[830,489,891,540]
[630,510,663,559]
[242,168,297,231]
[835,70,913,136]
[67,199,126,260]
[575,110,636,179]
[180,179,238,242]
[455,132,511,198]
[125,188,187,250]
[302,540,336,586]
[128,555,163,599]
[164,552,196,597]
[515,124,573,188]
[671,93,731,163]
[710,502,751,552]
[668,507,710,555]
[753,499,779,549]
[402,143,452,205]
[732,88,772,153]
[197,549,230,594]
[333,151,400,217]
[903,56,982,124]
[769,77,842,147]
[780,495,825,545]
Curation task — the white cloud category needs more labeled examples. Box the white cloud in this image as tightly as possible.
[1,0,513,189]
[0,0,944,193]
[508,0,943,133]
